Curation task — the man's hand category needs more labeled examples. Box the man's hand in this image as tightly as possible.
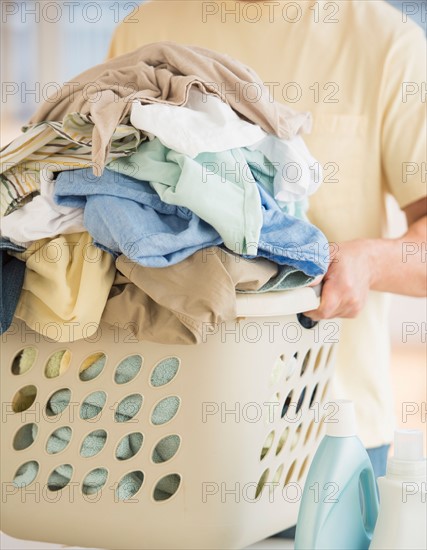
[305,240,376,320]
[305,200,427,320]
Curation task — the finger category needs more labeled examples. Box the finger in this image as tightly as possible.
[304,278,342,320]
[307,274,324,287]
[332,298,363,319]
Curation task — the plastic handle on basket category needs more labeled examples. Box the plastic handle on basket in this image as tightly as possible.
[311,281,323,298]
[297,282,323,329]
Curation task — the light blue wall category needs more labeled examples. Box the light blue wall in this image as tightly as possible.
[388,0,426,29]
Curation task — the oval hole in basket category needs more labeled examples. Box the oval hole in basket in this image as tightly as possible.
[280,390,293,419]
[151,396,180,426]
[46,426,72,455]
[300,349,311,376]
[255,468,270,499]
[82,468,108,496]
[79,353,106,381]
[44,350,71,379]
[116,432,144,461]
[46,388,71,417]
[304,419,315,445]
[296,387,307,414]
[115,394,143,423]
[264,392,280,424]
[316,416,326,439]
[11,347,37,375]
[269,354,286,386]
[285,353,299,381]
[310,384,319,408]
[290,424,303,451]
[13,423,38,451]
[116,471,144,501]
[153,474,181,502]
[313,347,324,372]
[152,435,180,464]
[114,355,143,385]
[47,464,73,491]
[150,357,180,387]
[298,455,310,481]
[273,464,284,486]
[276,426,290,456]
[260,430,275,461]
[284,460,297,486]
[12,385,37,413]
[326,345,335,368]
[321,381,330,402]
[13,461,39,488]
[80,391,106,420]
[80,429,108,458]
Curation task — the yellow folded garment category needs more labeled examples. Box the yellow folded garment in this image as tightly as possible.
[0,117,142,216]
[14,232,115,342]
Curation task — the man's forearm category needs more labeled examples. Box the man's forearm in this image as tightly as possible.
[367,215,427,296]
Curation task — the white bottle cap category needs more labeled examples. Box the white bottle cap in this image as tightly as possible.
[387,430,426,478]
[326,400,357,437]
[394,430,424,461]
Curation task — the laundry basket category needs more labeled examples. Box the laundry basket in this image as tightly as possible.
[1,286,339,550]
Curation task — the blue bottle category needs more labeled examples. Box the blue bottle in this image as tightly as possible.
[294,400,379,550]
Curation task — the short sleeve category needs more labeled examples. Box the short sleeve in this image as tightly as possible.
[381,25,427,209]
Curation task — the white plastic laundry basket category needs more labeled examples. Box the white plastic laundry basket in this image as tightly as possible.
[0,287,339,550]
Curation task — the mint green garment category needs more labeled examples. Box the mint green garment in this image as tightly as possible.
[107,138,262,255]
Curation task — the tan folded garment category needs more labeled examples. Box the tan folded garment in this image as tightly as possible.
[101,247,278,344]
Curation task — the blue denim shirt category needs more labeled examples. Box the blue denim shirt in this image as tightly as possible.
[55,168,329,276]
[54,168,223,267]
[254,185,329,276]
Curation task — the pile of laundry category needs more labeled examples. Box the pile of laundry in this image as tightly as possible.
[0,41,329,345]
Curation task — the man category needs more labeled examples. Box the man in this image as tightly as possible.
[107,0,427,475]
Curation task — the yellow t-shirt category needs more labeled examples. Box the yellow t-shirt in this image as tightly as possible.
[107,0,427,447]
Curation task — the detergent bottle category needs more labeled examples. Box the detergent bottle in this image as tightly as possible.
[370,429,427,550]
[294,400,379,550]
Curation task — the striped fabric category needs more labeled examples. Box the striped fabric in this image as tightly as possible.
[0,114,143,216]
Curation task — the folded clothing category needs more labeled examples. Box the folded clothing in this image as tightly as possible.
[253,184,329,277]
[0,117,142,217]
[130,87,266,157]
[0,238,26,335]
[29,41,311,174]
[55,166,328,276]
[54,168,223,267]
[13,232,115,342]
[106,138,263,255]
[245,133,321,203]
[1,170,85,246]
[106,138,327,271]
[13,356,180,499]
[101,247,313,345]
[239,264,314,294]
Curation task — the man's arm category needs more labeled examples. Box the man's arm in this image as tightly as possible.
[370,197,427,295]
[306,196,427,320]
